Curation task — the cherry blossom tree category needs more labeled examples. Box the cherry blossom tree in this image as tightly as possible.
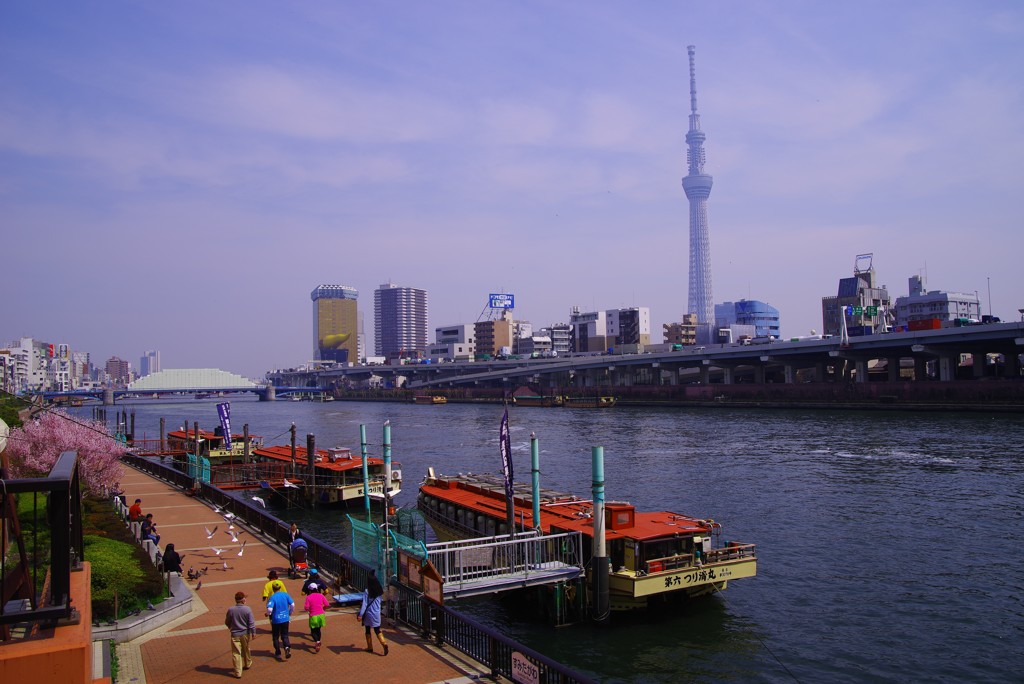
[5,409,124,495]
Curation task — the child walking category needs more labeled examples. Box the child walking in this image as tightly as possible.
[304,580,330,652]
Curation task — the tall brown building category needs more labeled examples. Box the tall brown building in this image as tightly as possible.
[474,310,514,358]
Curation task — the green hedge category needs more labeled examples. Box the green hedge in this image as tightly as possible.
[85,535,165,619]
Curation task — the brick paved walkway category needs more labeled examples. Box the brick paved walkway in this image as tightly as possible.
[114,466,495,683]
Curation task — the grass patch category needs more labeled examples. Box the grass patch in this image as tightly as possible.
[82,496,166,620]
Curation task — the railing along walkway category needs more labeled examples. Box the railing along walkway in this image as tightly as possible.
[426,530,584,599]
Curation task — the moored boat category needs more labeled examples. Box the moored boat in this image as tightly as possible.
[251,444,401,505]
[513,394,564,407]
[418,470,755,611]
[563,395,616,408]
[414,395,448,404]
[166,427,263,465]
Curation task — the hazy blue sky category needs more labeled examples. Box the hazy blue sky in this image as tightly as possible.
[3,1,1022,379]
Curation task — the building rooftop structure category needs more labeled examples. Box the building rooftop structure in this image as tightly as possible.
[128,368,256,390]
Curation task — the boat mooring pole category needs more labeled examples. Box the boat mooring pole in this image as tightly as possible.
[159,418,165,454]
[306,433,316,508]
[383,421,392,494]
[531,432,541,530]
[591,446,609,624]
[243,424,250,462]
[289,423,297,479]
[360,424,371,522]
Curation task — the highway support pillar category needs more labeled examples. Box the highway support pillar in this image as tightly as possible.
[938,355,956,382]
[972,353,986,379]
[855,359,869,383]
[888,357,901,382]
[1004,352,1021,378]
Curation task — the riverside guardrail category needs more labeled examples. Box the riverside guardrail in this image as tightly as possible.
[123,453,596,683]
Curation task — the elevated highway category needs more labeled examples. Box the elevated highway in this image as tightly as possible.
[269,321,1024,392]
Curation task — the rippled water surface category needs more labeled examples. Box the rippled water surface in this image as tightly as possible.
[93,399,1024,683]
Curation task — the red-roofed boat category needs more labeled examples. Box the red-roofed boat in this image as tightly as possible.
[418,471,756,611]
[252,444,401,505]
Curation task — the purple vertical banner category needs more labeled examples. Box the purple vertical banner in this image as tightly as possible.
[500,407,513,502]
[216,402,232,450]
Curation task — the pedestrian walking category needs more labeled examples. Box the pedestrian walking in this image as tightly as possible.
[224,591,256,679]
[356,570,389,656]
[262,570,279,603]
[304,582,330,653]
[265,580,294,660]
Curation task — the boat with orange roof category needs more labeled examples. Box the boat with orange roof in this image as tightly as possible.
[418,470,756,611]
[252,444,401,505]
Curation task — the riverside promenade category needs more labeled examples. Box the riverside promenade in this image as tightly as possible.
[114,466,497,683]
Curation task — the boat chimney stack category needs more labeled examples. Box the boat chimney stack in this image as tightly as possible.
[591,446,610,624]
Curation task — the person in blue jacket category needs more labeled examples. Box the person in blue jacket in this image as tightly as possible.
[356,570,389,655]
[265,581,294,660]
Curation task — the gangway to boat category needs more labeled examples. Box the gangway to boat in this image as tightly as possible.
[426,530,585,600]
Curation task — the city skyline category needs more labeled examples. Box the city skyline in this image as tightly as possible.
[2,2,1022,378]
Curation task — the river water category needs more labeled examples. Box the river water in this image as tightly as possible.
[85,398,1024,683]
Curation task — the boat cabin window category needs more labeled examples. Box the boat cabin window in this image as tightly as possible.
[640,538,685,565]
[608,538,626,572]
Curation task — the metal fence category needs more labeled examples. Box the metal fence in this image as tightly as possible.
[1,451,83,638]
[124,454,595,683]
[427,530,584,595]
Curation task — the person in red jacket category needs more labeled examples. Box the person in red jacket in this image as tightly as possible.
[129,498,143,521]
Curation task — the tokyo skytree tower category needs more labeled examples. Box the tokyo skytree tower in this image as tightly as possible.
[681,45,714,343]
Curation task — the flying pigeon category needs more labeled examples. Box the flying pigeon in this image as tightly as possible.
[205,525,218,538]
[211,547,225,555]
[237,540,247,557]
[283,479,299,489]
[252,496,266,508]
[226,529,242,542]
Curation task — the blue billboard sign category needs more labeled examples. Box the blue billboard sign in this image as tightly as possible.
[489,293,515,309]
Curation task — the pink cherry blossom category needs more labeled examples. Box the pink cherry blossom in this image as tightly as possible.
[5,409,123,494]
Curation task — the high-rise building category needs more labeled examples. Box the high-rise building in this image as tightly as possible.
[682,45,714,344]
[311,285,359,364]
[105,356,131,387]
[374,282,428,359]
[716,300,781,339]
[140,350,161,377]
